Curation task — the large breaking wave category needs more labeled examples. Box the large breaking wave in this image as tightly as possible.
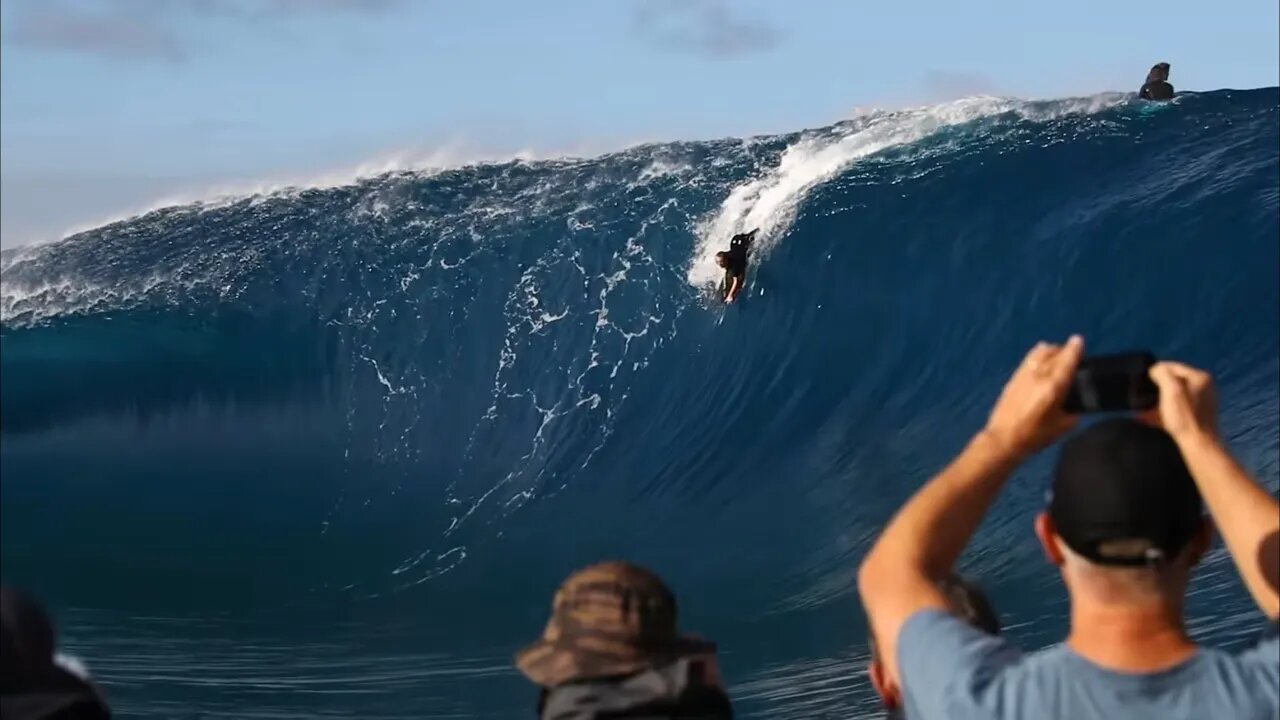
[2,89,1277,719]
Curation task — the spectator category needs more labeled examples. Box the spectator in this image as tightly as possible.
[857,337,1279,719]
[866,573,1000,719]
[515,561,732,719]
[1,586,111,720]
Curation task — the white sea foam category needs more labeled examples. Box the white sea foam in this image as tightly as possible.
[44,147,542,245]
[686,93,1129,287]
[2,93,1131,324]
[12,137,661,253]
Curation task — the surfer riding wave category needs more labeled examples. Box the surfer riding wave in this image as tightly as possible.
[716,229,757,304]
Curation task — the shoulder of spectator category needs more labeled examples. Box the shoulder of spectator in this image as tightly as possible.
[898,607,1019,678]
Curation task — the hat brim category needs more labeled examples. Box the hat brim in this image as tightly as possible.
[515,635,716,688]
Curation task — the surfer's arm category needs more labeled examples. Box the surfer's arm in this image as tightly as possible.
[858,337,1082,686]
[724,276,742,303]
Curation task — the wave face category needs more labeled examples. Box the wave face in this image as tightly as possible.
[2,90,1278,718]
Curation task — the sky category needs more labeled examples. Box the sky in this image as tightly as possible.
[2,0,1277,248]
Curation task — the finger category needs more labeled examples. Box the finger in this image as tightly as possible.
[1149,363,1188,398]
[1022,341,1054,366]
[1155,361,1210,386]
[1021,342,1057,376]
[1051,335,1084,378]
[1151,362,1194,388]
[1185,368,1213,394]
[1149,362,1175,387]
[1044,335,1083,389]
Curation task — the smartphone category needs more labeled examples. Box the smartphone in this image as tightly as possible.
[1063,351,1158,413]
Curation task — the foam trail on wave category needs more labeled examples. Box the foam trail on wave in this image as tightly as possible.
[687,93,1129,287]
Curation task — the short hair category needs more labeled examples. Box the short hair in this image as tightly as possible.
[938,574,1000,636]
[1058,538,1194,600]
[867,574,999,659]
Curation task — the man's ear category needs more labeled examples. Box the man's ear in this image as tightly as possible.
[1035,512,1065,566]
[867,659,900,709]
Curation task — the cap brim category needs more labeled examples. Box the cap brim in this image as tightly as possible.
[515,635,716,688]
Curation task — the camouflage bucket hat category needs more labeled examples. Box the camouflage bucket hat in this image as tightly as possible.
[515,561,716,688]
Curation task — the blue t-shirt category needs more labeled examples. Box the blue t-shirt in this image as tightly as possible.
[898,609,1279,720]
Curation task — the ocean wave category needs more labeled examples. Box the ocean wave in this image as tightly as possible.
[2,88,1276,719]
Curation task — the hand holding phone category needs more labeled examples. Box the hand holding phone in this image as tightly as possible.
[1063,351,1159,413]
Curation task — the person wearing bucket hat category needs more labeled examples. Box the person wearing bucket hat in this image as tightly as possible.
[516,561,732,719]
[858,338,1279,720]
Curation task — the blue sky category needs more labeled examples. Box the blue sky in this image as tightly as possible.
[2,0,1277,248]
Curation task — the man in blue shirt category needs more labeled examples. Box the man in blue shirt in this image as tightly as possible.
[858,336,1279,719]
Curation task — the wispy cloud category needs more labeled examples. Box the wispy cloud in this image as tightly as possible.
[6,4,187,62]
[920,70,1000,100]
[4,0,406,62]
[630,0,782,59]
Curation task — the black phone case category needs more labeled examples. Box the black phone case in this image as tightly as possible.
[1063,352,1158,413]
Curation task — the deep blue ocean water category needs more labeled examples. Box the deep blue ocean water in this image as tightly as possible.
[2,89,1277,719]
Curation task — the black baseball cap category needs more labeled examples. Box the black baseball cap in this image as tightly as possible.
[1048,418,1204,566]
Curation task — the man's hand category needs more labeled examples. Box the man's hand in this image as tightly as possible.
[1147,362,1219,442]
[983,335,1083,459]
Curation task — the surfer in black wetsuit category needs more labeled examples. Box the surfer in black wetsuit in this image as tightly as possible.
[715,229,756,303]
[1139,62,1174,101]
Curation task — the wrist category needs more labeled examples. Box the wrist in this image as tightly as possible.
[1172,428,1222,456]
[974,427,1028,464]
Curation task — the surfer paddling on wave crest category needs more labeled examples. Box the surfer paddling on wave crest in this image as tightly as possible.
[715,229,757,304]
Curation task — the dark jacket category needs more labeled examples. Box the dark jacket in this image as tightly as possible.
[539,658,732,720]
[2,672,111,720]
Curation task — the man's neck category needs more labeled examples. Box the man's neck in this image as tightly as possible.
[1066,597,1197,673]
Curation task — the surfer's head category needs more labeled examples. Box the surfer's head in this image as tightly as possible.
[715,252,729,268]
[1147,62,1170,83]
